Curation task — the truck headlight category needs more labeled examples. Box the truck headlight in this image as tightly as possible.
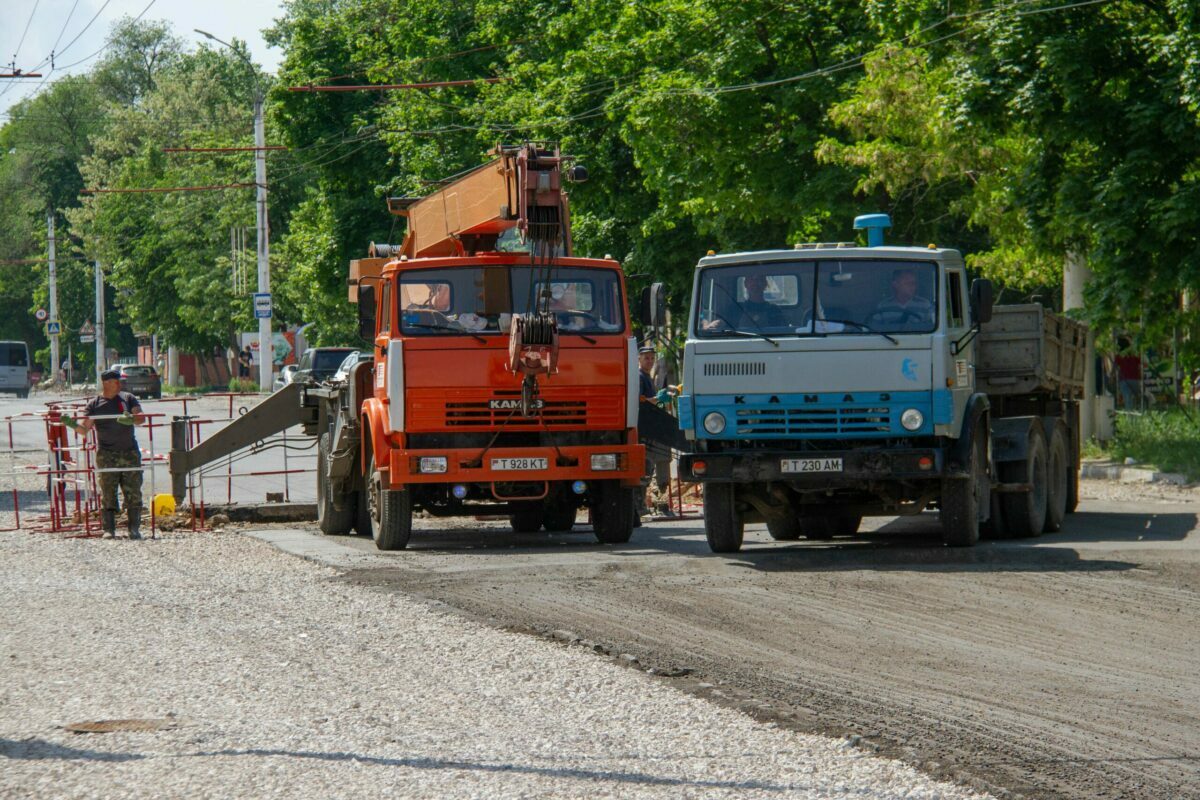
[900,409,924,431]
[590,454,619,471]
[418,456,448,473]
[703,412,726,435]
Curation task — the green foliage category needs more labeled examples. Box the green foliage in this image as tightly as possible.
[1109,410,1200,482]
[227,377,259,393]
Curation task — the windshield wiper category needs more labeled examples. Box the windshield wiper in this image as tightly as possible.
[817,318,898,345]
[405,322,486,343]
[702,311,778,346]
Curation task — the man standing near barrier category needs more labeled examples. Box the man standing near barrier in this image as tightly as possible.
[72,370,147,539]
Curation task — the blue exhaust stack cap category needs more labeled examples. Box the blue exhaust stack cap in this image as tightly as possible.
[853,213,892,247]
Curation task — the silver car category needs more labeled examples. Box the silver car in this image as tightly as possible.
[0,341,30,397]
[116,364,162,399]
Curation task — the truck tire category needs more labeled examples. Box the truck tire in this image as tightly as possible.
[766,516,802,541]
[368,454,412,551]
[982,491,1007,539]
[1044,424,1070,533]
[510,505,544,534]
[999,425,1048,538]
[353,488,372,536]
[592,481,634,544]
[703,483,744,553]
[941,425,986,547]
[543,504,577,533]
[317,433,354,535]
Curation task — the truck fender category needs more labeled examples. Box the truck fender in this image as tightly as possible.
[947,393,990,473]
[360,400,390,475]
[990,416,1045,465]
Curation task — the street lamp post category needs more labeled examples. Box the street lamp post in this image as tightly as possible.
[196,30,273,391]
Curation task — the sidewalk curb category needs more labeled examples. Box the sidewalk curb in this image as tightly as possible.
[1080,463,1190,486]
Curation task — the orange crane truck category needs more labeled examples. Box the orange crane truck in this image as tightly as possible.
[168,144,645,549]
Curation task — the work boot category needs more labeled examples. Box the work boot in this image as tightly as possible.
[101,510,117,539]
[127,507,143,540]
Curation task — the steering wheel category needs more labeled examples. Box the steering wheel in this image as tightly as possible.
[865,308,926,327]
[554,310,601,328]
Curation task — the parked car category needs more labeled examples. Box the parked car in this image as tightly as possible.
[115,364,162,399]
[272,364,298,392]
[331,351,373,383]
[0,341,30,398]
[292,347,357,384]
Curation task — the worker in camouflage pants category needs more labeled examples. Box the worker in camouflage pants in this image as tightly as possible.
[70,369,147,539]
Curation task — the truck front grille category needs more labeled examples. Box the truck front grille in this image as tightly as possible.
[408,387,624,431]
[703,361,767,377]
[735,406,892,436]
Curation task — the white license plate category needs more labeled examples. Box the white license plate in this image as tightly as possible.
[490,457,549,471]
[781,457,843,474]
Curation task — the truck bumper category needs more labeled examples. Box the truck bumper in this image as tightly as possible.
[678,447,959,486]
[387,444,645,488]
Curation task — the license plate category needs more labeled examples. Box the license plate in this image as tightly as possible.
[780,457,843,474]
[490,457,549,471]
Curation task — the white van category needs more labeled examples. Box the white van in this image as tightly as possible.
[0,341,30,397]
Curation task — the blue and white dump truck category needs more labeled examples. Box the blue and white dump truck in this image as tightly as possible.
[674,214,1087,553]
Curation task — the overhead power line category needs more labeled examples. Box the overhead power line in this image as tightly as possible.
[82,183,258,194]
[288,78,504,92]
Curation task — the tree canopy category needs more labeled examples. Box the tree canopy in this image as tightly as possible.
[1,2,1198,372]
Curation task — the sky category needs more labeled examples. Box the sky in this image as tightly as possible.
[0,0,286,119]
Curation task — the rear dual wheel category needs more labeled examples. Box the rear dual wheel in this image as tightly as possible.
[317,432,354,536]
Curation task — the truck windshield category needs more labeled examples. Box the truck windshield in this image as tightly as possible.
[695,259,938,337]
[398,266,625,336]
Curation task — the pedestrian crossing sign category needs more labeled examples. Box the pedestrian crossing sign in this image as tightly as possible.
[46,321,61,335]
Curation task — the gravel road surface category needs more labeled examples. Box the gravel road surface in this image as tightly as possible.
[0,529,987,799]
[322,481,1200,800]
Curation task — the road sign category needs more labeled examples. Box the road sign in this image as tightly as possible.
[35,308,47,321]
[253,292,272,319]
[46,321,61,335]
[80,335,95,343]
[79,320,94,336]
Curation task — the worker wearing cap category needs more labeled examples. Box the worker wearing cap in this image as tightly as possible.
[638,345,675,519]
[72,369,147,539]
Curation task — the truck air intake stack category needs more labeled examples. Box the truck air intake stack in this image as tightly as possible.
[853,213,892,247]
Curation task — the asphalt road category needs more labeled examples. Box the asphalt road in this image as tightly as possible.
[323,490,1200,800]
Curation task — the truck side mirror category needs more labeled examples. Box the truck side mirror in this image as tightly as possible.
[358,284,376,341]
[640,283,666,329]
[970,278,994,325]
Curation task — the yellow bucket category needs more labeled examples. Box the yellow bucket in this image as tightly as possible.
[152,493,176,518]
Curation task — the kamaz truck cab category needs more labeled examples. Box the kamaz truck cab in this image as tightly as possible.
[677,214,1010,552]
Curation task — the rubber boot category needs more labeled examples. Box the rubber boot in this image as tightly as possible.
[127,507,143,540]
[101,510,117,539]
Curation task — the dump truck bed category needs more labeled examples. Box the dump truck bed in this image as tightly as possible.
[976,304,1087,397]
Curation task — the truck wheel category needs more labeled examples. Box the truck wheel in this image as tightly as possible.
[703,483,744,553]
[543,504,577,533]
[368,454,412,551]
[592,481,635,544]
[982,491,1007,539]
[941,427,986,547]
[353,489,372,536]
[1044,425,1070,533]
[510,505,544,534]
[766,516,802,541]
[317,433,354,535]
[999,425,1048,538]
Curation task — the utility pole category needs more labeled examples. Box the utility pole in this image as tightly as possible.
[254,92,273,390]
[95,259,106,382]
[195,29,273,391]
[47,210,60,388]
